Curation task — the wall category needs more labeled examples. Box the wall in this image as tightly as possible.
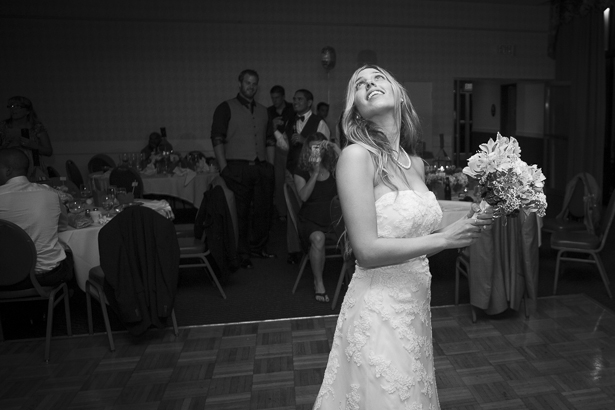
[1,0,554,178]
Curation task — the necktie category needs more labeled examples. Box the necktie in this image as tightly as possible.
[297,115,305,122]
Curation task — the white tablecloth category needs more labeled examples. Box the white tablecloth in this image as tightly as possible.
[90,171,219,209]
[59,224,102,292]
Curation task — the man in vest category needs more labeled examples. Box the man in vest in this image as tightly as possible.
[211,69,276,269]
[273,89,330,264]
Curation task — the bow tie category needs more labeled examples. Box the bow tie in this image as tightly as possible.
[297,115,305,122]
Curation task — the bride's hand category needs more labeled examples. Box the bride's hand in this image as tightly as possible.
[441,205,494,248]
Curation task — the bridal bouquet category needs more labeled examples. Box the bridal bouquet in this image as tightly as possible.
[462,132,547,218]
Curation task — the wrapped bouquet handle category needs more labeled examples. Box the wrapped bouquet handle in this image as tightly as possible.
[471,200,491,220]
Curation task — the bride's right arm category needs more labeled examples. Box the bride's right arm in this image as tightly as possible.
[337,145,486,269]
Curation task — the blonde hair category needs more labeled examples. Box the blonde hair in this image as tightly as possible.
[341,65,421,192]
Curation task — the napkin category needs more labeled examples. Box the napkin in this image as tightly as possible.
[196,158,209,173]
[141,163,157,176]
[173,166,188,177]
[67,213,93,229]
[184,169,197,186]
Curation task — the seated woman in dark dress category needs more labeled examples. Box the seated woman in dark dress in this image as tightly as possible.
[293,132,341,303]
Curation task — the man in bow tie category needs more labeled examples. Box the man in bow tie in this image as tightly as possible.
[274,89,330,174]
[273,89,330,264]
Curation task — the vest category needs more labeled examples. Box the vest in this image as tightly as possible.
[226,98,269,161]
[285,113,323,172]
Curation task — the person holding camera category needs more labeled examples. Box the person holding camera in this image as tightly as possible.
[293,132,340,303]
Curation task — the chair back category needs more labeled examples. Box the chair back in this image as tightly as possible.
[567,179,585,219]
[65,160,84,187]
[88,154,116,174]
[597,192,615,251]
[109,166,144,198]
[47,166,61,178]
[98,206,180,334]
[0,219,37,287]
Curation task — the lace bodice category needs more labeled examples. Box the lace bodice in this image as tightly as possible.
[375,190,442,239]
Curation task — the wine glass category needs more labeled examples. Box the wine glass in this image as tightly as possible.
[101,194,114,211]
[80,184,92,199]
[67,200,84,214]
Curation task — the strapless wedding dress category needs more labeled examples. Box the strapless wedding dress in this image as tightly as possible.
[314,190,443,410]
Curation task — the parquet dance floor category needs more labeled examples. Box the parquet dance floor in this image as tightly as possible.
[1,294,615,409]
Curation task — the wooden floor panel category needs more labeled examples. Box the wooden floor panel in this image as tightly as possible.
[2,294,615,409]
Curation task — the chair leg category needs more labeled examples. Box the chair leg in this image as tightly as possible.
[171,309,179,336]
[0,317,4,342]
[202,256,227,299]
[553,250,563,295]
[62,284,72,336]
[98,290,115,352]
[88,281,115,351]
[471,305,477,323]
[595,255,613,299]
[86,281,94,335]
[44,289,59,362]
[454,261,460,306]
[331,261,348,310]
[292,253,309,294]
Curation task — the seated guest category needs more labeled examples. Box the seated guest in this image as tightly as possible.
[293,133,340,303]
[0,148,73,290]
[0,96,53,180]
[141,132,173,162]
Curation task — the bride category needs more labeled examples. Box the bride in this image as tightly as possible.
[313,65,493,409]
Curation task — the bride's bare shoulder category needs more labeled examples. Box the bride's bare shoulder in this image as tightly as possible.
[339,144,371,163]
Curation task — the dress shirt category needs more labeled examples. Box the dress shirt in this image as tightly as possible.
[295,111,330,139]
[0,176,67,273]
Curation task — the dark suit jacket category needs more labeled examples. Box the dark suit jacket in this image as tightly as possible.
[101,206,180,336]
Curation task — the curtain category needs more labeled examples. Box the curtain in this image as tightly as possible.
[555,6,607,187]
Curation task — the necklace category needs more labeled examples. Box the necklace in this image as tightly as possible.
[394,148,412,170]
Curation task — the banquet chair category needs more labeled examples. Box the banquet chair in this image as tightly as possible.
[109,165,144,198]
[285,183,346,308]
[328,196,354,310]
[47,165,61,178]
[176,188,227,300]
[65,160,84,188]
[543,172,600,234]
[85,207,179,351]
[0,219,72,362]
[88,154,116,174]
[552,192,615,299]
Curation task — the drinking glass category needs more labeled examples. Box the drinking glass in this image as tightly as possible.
[80,183,92,199]
[101,194,114,211]
[67,200,81,213]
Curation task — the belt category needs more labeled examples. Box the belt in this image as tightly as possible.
[227,158,263,166]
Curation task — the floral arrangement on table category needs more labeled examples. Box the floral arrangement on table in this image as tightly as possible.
[462,132,547,218]
[450,172,468,192]
[425,169,447,186]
